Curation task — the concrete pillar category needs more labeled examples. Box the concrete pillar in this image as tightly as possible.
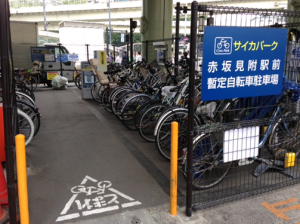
[141,0,173,62]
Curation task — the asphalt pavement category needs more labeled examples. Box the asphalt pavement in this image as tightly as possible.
[26,85,300,224]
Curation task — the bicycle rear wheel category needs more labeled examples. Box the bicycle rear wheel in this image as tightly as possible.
[269,112,300,157]
[139,104,167,142]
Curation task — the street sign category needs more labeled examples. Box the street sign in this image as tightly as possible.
[201,26,287,101]
[121,33,124,43]
[57,54,69,62]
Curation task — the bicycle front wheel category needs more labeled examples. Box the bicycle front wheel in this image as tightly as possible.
[17,109,35,146]
[183,133,232,190]
[155,109,200,161]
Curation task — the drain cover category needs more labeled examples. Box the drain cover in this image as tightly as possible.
[132,217,141,224]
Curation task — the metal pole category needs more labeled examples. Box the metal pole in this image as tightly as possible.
[175,2,180,76]
[113,45,115,62]
[43,0,47,31]
[186,1,198,217]
[108,0,112,45]
[0,0,17,222]
[130,18,134,68]
[58,43,63,76]
[86,44,90,64]
[146,40,148,63]
[106,27,109,55]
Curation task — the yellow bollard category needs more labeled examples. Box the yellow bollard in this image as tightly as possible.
[170,121,178,215]
[15,134,30,224]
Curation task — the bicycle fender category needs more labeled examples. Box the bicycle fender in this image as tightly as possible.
[153,107,189,136]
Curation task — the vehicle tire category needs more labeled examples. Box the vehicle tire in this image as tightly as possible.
[17,109,35,146]
[139,104,167,142]
[102,88,113,113]
[155,109,200,161]
[30,76,38,91]
[269,112,300,157]
[115,91,139,119]
[46,80,52,87]
[121,95,151,130]
[16,100,41,136]
[183,133,232,190]
[75,74,81,89]
[91,81,104,103]
[111,88,132,115]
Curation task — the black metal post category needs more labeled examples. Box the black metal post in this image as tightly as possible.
[186,1,198,217]
[175,2,181,76]
[0,0,17,223]
[146,40,149,63]
[106,27,109,55]
[86,44,90,64]
[113,45,115,62]
[130,18,134,68]
[58,43,63,76]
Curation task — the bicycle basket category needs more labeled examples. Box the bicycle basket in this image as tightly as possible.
[148,60,160,73]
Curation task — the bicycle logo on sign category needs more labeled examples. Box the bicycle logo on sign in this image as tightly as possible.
[214,37,233,55]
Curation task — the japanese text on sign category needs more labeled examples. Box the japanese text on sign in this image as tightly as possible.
[202,26,287,101]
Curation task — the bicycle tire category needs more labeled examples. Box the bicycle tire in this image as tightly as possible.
[16,91,36,108]
[30,76,38,91]
[269,112,300,157]
[155,109,200,161]
[115,91,139,119]
[139,104,167,142]
[91,81,103,103]
[111,88,132,115]
[16,84,35,101]
[16,100,41,136]
[17,109,34,146]
[102,88,113,113]
[183,133,232,190]
[121,95,151,130]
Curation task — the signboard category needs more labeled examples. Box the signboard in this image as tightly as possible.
[68,54,79,62]
[100,51,106,65]
[57,54,69,62]
[121,33,124,43]
[31,46,55,62]
[201,26,287,101]
[44,54,55,62]
[47,72,59,80]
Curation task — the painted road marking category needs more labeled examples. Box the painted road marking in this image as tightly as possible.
[262,198,300,223]
[56,175,142,222]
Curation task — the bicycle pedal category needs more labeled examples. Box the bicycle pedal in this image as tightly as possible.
[238,158,255,166]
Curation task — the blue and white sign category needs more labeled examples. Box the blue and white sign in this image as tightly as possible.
[68,54,79,62]
[57,54,69,62]
[202,26,287,101]
[121,33,124,43]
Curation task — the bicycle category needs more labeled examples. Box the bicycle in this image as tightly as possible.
[181,79,300,190]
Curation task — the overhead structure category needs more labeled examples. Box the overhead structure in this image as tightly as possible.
[141,0,173,62]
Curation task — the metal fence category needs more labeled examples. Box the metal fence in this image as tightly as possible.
[183,1,300,215]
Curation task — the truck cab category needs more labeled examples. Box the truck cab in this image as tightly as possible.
[41,44,75,82]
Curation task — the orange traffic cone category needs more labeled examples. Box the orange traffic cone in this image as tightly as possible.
[0,163,7,205]
[0,163,9,223]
